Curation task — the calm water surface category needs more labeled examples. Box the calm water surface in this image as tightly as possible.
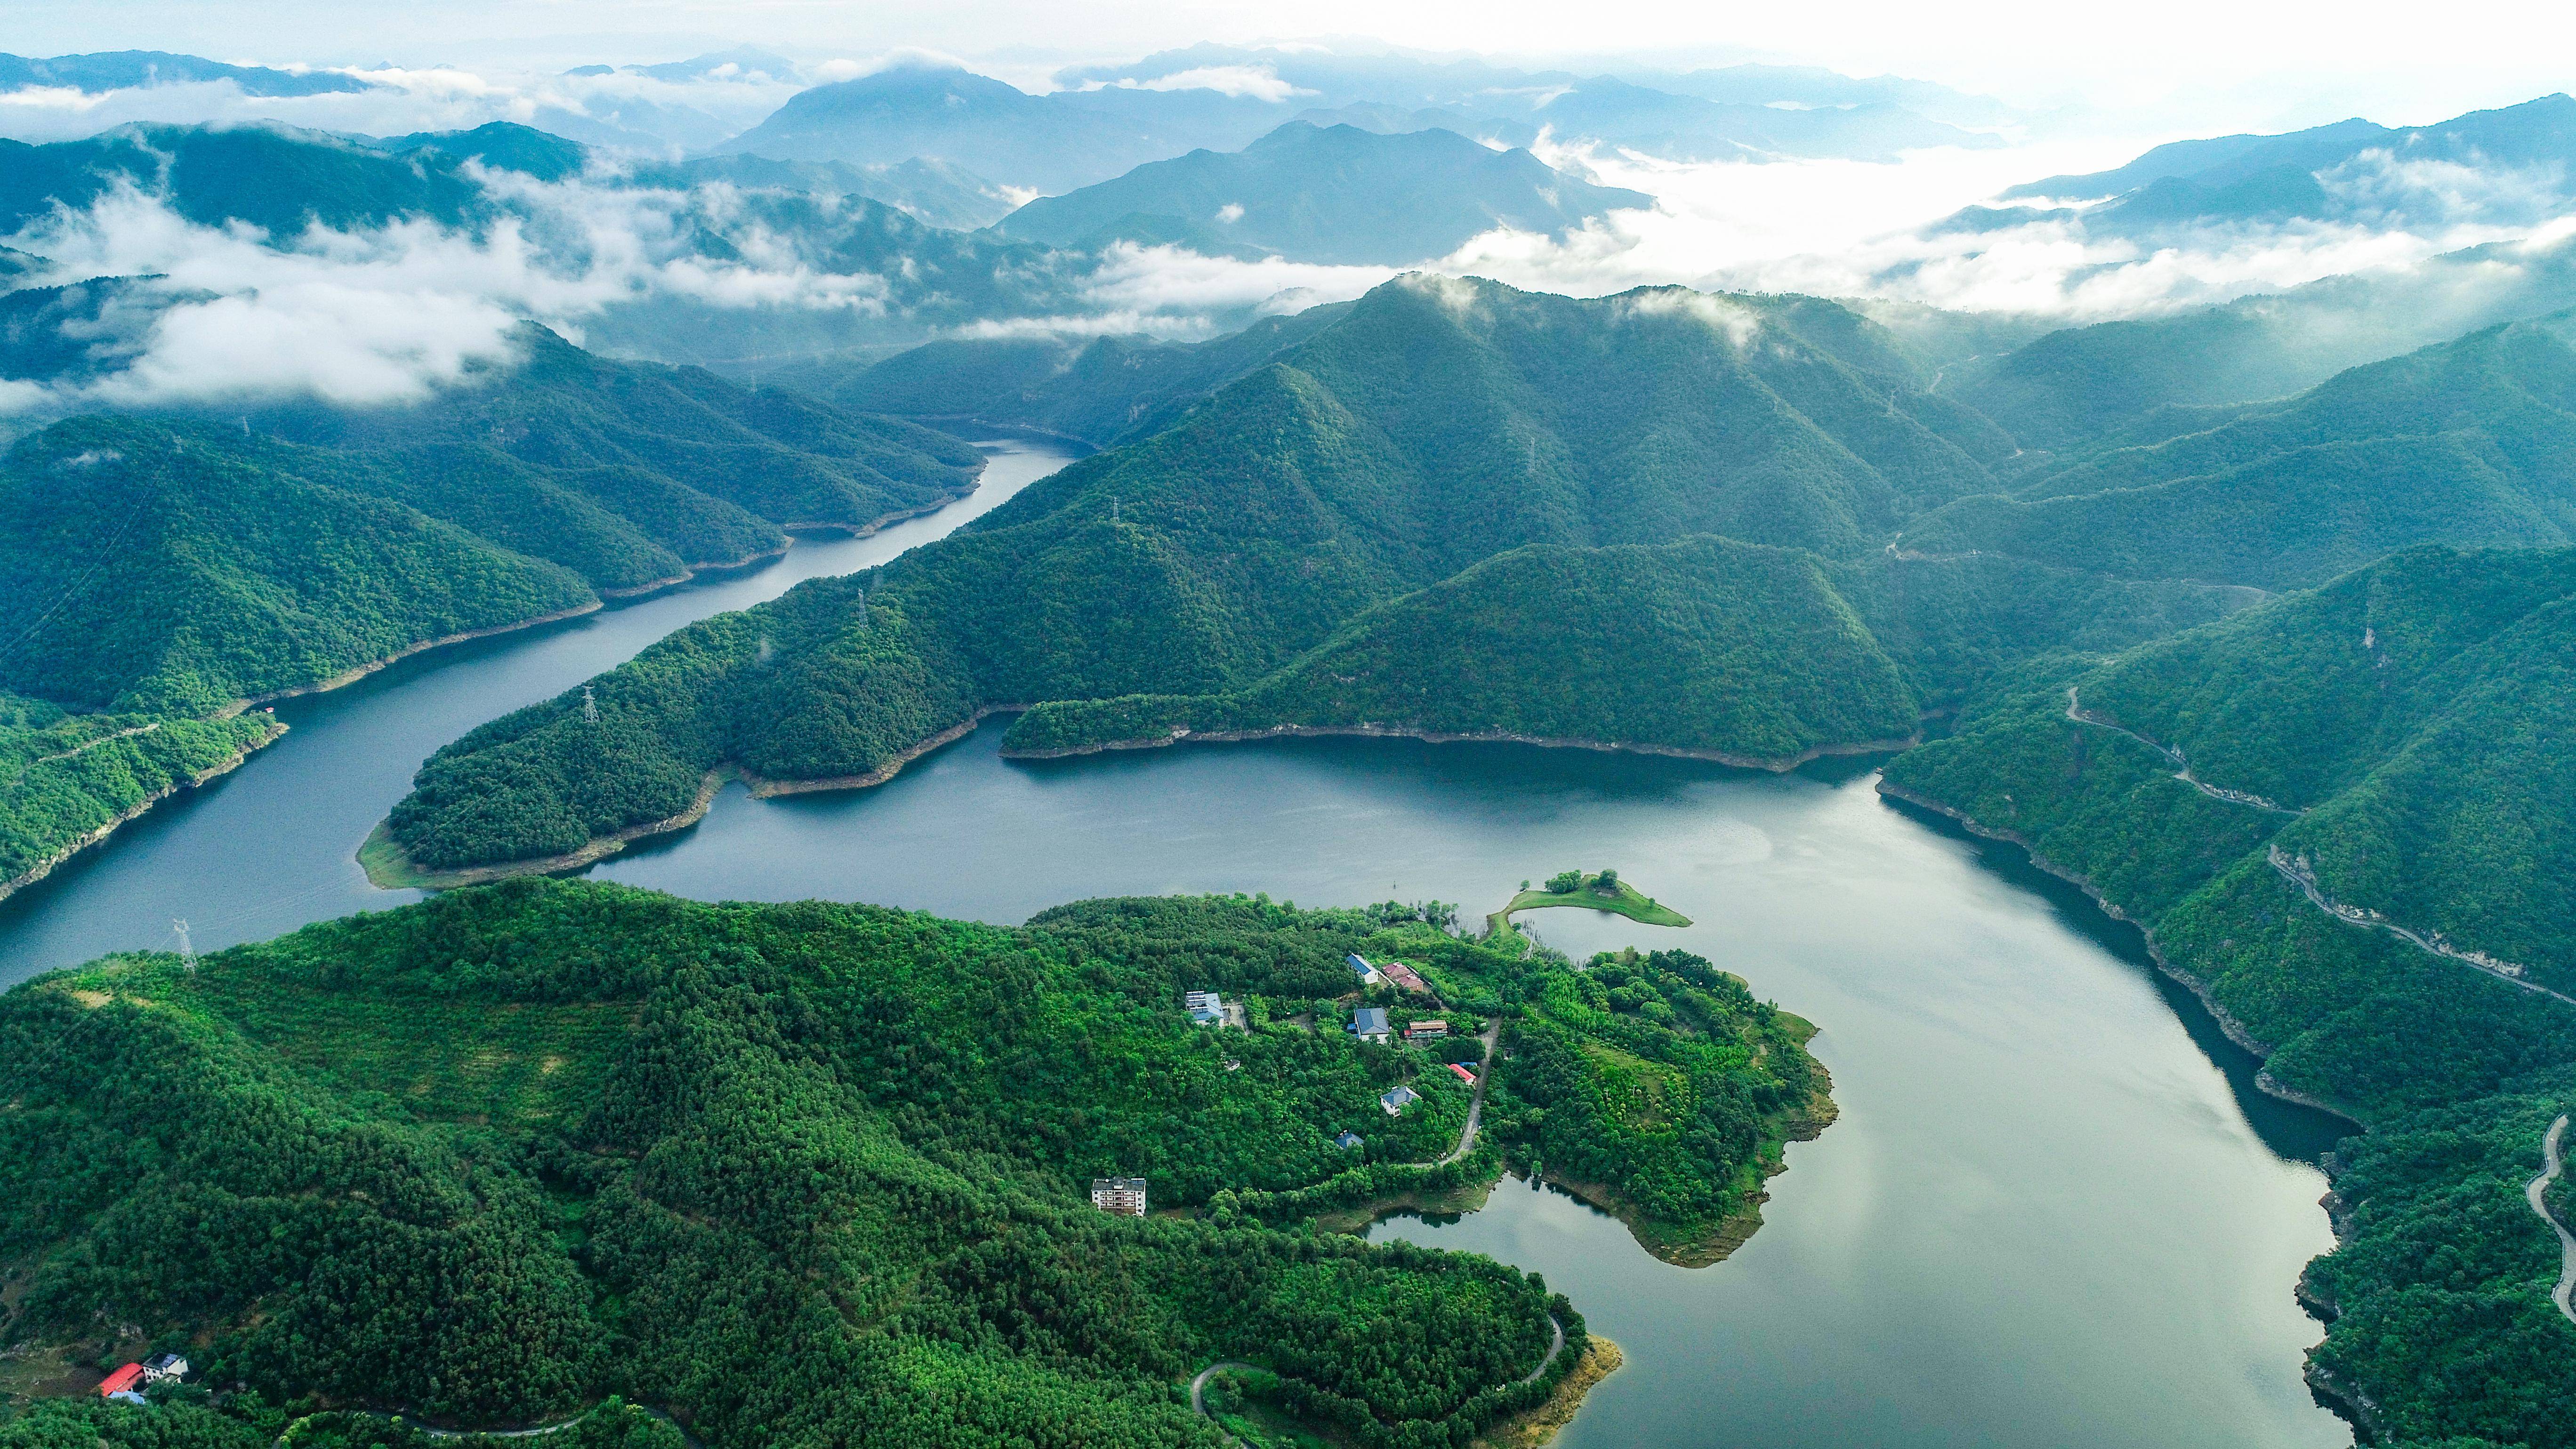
[0,437,2353,1449]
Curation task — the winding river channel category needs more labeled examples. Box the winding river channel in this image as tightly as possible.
[0,438,2355,1449]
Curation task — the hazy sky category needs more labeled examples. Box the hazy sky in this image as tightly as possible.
[9,0,2573,133]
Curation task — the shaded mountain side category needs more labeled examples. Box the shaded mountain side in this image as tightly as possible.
[0,418,596,717]
[1877,544,2576,1444]
[377,275,2037,873]
[1903,313,2576,587]
[1002,537,2249,761]
[991,122,1653,266]
[0,876,1829,1442]
[807,303,1355,448]
[1939,234,2576,452]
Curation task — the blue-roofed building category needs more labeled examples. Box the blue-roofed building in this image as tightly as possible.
[1334,1130,1364,1151]
[1380,1085,1420,1116]
[1347,952,1383,985]
[1349,1006,1392,1042]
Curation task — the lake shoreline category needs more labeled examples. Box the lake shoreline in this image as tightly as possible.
[0,718,287,908]
[360,708,1022,890]
[1004,719,1921,771]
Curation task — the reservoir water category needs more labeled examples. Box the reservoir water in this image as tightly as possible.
[0,437,2354,1449]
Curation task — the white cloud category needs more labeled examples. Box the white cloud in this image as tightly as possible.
[1092,64,1313,103]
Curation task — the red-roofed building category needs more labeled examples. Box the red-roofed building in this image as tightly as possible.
[1380,961,1431,994]
[98,1364,145,1399]
[1447,1062,1477,1085]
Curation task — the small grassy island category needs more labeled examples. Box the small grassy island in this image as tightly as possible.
[0,877,1831,1449]
[1493,869,1694,935]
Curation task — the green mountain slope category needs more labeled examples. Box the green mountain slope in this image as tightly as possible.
[1902,313,2576,587]
[0,418,596,717]
[815,305,1355,448]
[1003,536,2241,762]
[1879,545,2576,1445]
[0,877,1831,1442]
[1939,235,2576,451]
[992,122,1653,265]
[374,275,2065,873]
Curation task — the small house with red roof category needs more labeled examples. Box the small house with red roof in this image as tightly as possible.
[98,1363,145,1399]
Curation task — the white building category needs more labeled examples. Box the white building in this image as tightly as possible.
[1091,1177,1148,1216]
[1184,989,1225,1025]
[1380,1085,1420,1116]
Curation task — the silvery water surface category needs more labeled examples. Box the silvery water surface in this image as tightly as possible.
[0,438,2354,1449]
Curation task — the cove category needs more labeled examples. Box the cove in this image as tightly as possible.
[0,435,2353,1448]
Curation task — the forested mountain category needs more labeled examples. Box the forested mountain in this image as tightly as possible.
[1005,536,2244,761]
[804,303,1354,448]
[1880,544,2576,1443]
[991,122,1652,265]
[1904,312,2576,587]
[0,876,1830,1442]
[0,327,980,895]
[372,275,2279,877]
[1939,233,2576,450]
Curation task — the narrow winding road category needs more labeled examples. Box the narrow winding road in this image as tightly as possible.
[1184,1022,1558,1439]
[2528,1114,2576,1326]
[2267,848,2576,1009]
[2065,687,2303,814]
[1187,1316,1565,1440]
[1432,1021,1505,1166]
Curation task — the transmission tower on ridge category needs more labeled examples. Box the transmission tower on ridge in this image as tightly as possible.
[582,685,600,724]
[173,918,196,973]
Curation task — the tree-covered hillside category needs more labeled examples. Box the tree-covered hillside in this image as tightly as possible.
[0,877,1832,1444]
[1903,313,2576,588]
[813,305,1354,449]
[374,275,2088,872]
[1004,536,2243,762]
[0,329,980,897]
[1880,544,2576,1446]
[1938,234,2576,451]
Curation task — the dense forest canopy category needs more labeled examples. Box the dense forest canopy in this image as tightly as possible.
[0,877,1832,1446]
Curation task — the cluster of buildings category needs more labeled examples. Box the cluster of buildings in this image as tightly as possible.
[97,1354,187,1402]
[1102,930,1496,1218]
[1346,953,1431,994]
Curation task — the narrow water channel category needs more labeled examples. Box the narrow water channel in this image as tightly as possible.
[0,436,1081,982]
[0,434,2354,1448]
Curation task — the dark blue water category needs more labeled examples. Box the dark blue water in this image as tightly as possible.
[0,436,2352,1449]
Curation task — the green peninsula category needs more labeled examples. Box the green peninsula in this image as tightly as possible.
[0,877,1832,1448]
